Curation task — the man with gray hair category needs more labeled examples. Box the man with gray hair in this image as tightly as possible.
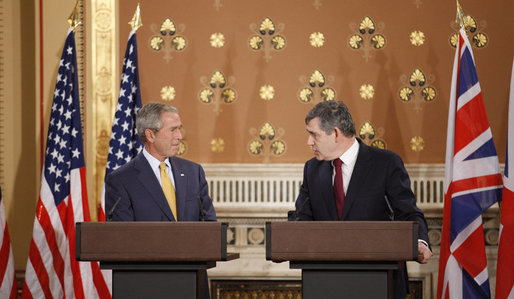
[295,100,431,299]
[105,102,216,222]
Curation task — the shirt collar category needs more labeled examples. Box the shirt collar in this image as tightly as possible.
[143,147,171,170]
[338,138,359,165]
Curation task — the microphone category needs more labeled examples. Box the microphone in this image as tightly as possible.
[107,196,122,222]
[295,197,310,221]
[288,197,310,221]
[197,196,205,221]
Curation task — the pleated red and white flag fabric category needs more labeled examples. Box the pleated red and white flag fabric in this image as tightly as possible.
[438,27,503,299]
[496,59,514,299]
[21,28,111,299]
[0,186,17,299]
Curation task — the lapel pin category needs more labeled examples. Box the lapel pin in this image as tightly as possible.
[181,173,185,176]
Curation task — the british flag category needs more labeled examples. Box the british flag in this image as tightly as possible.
[0,186,17,299]
[496,60,514,299]
[98,29,143,221]
[21,28,110,299]
[437,27,503,298]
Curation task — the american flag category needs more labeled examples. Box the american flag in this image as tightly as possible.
[99,29,143,221]
[0,186,17,299]
[21,28,110,299]
[437,27,503,298]
[496,60,514,299]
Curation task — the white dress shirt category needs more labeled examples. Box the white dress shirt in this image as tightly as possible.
[142,148,176,188]
[332,138,359,194]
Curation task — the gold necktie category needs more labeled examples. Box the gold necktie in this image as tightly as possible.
[159,162,178,220]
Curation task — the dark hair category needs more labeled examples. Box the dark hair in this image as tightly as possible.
[136,102,178,143]
[305,101,356,137]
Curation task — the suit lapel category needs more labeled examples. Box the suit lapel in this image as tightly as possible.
[134,154,174,221]
[169,157,188,221]
[320,161,339,220]
[342,140,373,220]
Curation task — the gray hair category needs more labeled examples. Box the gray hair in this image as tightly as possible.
[305,100,356,137]
[136,102,178,143]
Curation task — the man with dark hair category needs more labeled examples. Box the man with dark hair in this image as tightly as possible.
[295,100,432,299]
[105,102,216,221]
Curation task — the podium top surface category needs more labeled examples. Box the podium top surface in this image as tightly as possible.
[76,222,232,262]
[266,221,418,262]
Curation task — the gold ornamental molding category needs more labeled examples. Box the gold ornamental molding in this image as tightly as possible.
[91,0,117,215]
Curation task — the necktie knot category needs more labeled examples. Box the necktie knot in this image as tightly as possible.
[333,158,343,167]
[160,162,167,171]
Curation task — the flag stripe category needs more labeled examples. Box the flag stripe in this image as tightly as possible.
[0,188,17,299]
[22,28,111,299]
[496,59,514,299]
[438,27,501,299]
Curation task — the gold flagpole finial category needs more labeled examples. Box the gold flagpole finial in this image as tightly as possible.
[128,3,143,31]
[456,0,466,28]
[67,1,81,29]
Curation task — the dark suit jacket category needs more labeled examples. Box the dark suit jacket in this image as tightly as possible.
[295,139,429,299]
[105,153,216,221]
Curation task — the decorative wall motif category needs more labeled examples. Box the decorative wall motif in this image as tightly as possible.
[199,71,237,116]
[210,32,225,48]
[410,30,425,46]
[359,84,374,100]
[348,16,386,62]
[313,0,323,10]
[298,70,336,103]
[259,85,275,100]
[309,32,325,47]
[358,121,386,149]
[410,136,425,152]
[213,0,223,11]
[399,68,436,112]
[149,18,187,63]
[449,15,488,48]
[210,138,225,153]
[160,85,175,101]
[249,17,286,63]
[177,140,187,156]
[248,122,286,162]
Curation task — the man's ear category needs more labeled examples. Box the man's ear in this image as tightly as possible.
[144,129,155,143]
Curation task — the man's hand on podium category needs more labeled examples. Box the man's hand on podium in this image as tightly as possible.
[417,241,432,264]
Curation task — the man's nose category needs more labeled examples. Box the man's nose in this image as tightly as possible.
[307,135,314,146]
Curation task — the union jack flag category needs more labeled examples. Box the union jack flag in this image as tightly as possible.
[99,29,143,221]
[0,186,17,299]
[496,60,514,299]
[437,27,503,298]
[21,28,110,299]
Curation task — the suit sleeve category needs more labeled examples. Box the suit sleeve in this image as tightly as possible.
[198,165,217,221]
[105,172,135,221]
[295,162,314,221]
[385,154,430,246]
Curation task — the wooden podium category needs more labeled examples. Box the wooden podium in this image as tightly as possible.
[76,222,238,299]
[266,221,419,299]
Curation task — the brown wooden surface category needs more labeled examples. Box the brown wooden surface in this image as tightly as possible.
[267,221,417,262]
[76,222,229,262]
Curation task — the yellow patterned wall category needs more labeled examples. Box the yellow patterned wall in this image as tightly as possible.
[108,0,513,166]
